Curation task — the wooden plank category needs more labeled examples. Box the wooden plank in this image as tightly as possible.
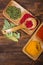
[0,0,43,65]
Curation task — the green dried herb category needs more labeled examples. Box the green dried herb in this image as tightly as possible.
[6,6,21,20]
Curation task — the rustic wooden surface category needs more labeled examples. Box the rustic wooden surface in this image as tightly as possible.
[0,0,43,65]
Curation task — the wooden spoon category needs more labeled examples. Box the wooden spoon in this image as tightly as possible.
[2,23,26,34]
[2,13,37,34]
[2,17,37,34]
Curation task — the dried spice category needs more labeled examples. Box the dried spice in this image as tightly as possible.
[36,25,43,41]
[6,6,21,19]
[25,40,41,57]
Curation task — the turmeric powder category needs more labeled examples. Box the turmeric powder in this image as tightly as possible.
[25,40,41,57]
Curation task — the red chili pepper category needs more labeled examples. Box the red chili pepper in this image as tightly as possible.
[20,13,33,24]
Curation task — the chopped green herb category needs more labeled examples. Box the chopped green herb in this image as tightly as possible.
[6,6,21,20]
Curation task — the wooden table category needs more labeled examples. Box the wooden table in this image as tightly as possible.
[0,0,43,65]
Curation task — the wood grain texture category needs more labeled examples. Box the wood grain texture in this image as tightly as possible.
[0,0,43,65]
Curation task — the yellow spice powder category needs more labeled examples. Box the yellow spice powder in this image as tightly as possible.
[25,40,41,57]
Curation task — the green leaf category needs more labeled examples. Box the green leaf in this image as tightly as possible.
[13,33,20,39]
[3,19,11,30]
[2,19,20,42]
[5,33,18,42]
[10,23,16,28]
[17,33,20,39]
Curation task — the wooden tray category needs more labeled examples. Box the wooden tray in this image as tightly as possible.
[3,0,40,35]
[22,23,43,60]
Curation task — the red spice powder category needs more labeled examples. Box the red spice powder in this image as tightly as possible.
[36,25,43,41]
[20,13,33,24]
[25,21,33,28]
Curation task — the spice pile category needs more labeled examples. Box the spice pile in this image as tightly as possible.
[6,6,21,19]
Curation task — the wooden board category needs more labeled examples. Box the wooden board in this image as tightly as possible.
[0,0,43,65]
